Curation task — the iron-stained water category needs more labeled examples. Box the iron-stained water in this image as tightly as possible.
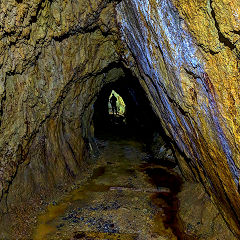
[33,140,190,239]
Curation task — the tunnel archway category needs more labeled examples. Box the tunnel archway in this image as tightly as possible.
[90,67,199,239]
[0,0,238,237]
[93,68,164,143]
[108,90,126,116]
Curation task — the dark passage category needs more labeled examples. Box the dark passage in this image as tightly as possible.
[93,69,161,143]
[90,71,194,239]
[33,70,193,240]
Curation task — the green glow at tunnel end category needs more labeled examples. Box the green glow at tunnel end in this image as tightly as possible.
[108,90,126,116]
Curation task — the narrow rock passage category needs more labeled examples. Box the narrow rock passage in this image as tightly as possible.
[33,139,188,240]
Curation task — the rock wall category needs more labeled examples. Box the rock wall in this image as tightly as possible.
[117,0,240,236]
[1,0,240,237]
[0,0,124,219]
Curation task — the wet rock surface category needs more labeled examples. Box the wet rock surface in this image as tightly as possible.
[28,136,234,240]
[116,0,240,235]
[178,182,236,240]
[0,0,239,238]
[32,139,183,240]
[0,2,126,236]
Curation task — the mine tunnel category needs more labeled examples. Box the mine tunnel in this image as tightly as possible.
[1,0,240,239]
[91,69,188,238]
[93,69,161,142]
[90,70,193,238]
[1,60,237,239]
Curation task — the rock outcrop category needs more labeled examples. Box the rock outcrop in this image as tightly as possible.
[0,0,240,237]
[117,0,240,236]
[178,182,236,239]
[0,0,123,221]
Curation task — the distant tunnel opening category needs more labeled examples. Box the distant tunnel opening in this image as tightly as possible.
[92,68,190,238]
[108,90,126,116]
[93,68,164,144]
[92,67,179,170]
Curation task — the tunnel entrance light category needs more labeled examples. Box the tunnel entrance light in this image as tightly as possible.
[108,90,126,116]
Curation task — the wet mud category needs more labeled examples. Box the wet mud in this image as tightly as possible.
[141,164,195,240]
[32,139,193,240]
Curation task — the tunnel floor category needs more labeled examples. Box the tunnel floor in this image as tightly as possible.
[32,137,191,240]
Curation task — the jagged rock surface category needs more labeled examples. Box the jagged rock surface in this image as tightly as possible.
[0,0,124,234]
[178,182,236,239]
[0,0,240,238]
[117,0,240,236]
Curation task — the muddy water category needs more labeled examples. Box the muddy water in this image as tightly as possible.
[33,140,190,240]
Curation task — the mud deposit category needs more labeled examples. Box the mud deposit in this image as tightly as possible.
[31,137,192,240]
